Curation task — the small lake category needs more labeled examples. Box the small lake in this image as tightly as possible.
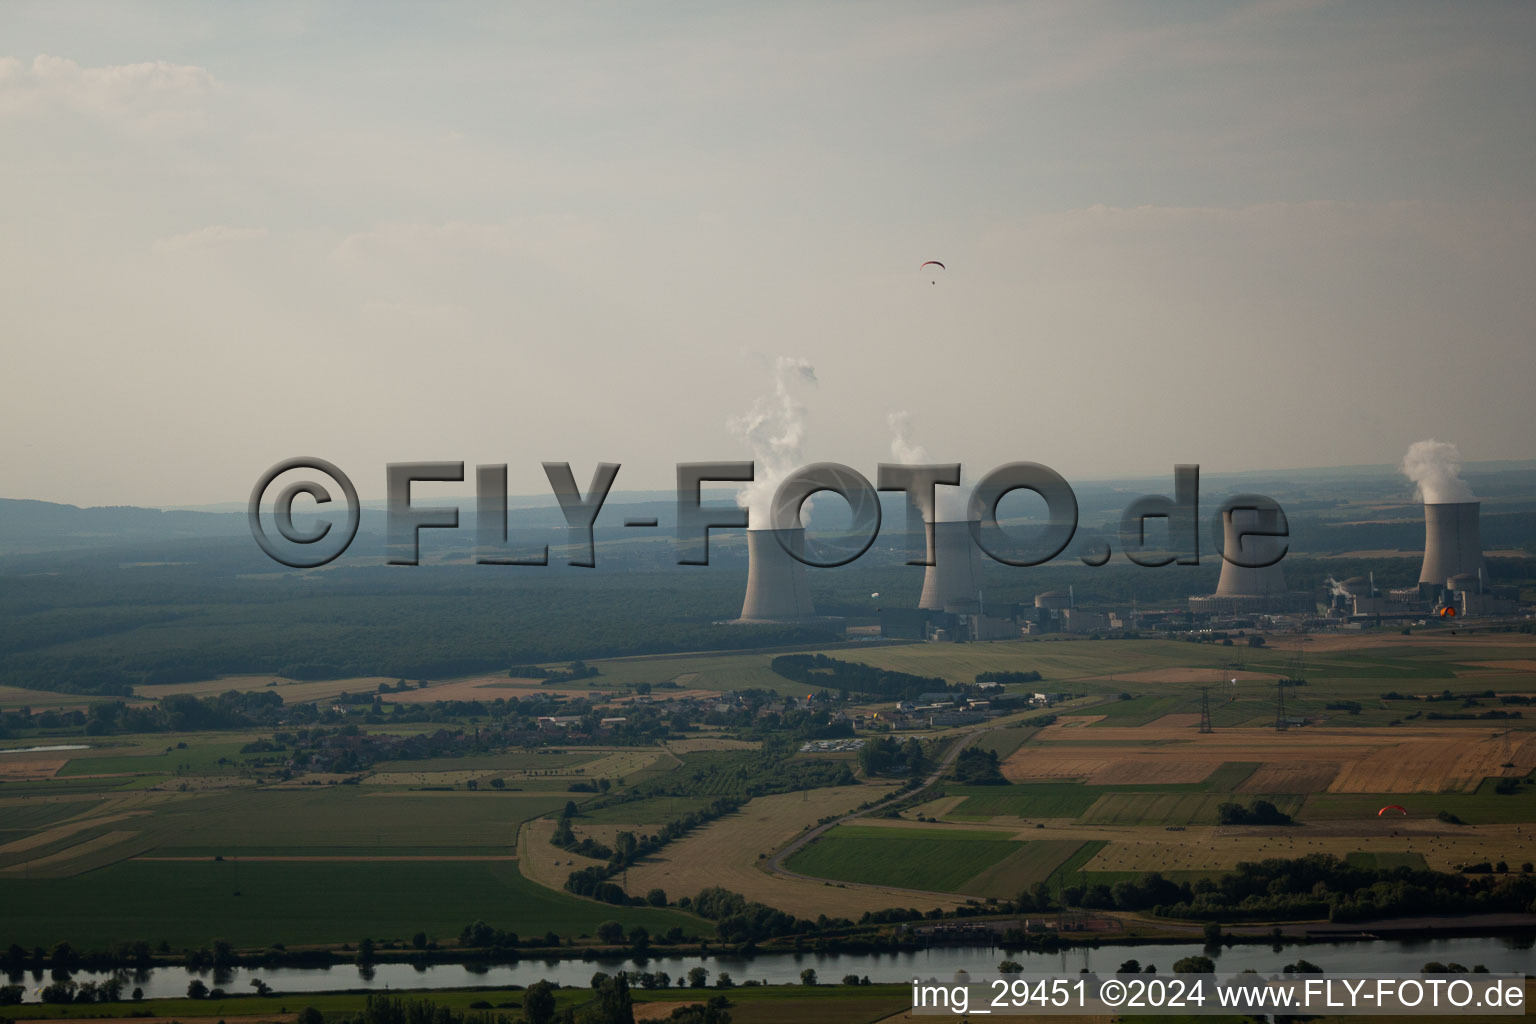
[13,935,1533,1002]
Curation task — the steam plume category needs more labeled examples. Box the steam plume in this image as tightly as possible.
[1401,440,1475,504]
[888,410,971,521]
[730,357,817,528]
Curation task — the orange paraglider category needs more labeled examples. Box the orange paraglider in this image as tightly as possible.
[1378,804,1408,816]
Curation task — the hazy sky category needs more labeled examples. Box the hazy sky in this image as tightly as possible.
[4,1,1534,507]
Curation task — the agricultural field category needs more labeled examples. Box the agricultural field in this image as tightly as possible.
[0,858,703,948]
[614,784,954,918]
[1000,723,1536,792]
[2,629,1534,954]
[786,825,1024,894]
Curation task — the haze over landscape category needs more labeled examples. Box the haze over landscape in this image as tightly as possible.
[4,2,1536,506]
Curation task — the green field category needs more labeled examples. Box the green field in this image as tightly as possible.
[1081,791,1304,826]
[945,763,1261,822]
[960,838,1089,897]
[786,825,1022,893]
[1302,790,1536,825]
[0,859,704,948]
[1044,838,1108,894]
[972,726,1039,760]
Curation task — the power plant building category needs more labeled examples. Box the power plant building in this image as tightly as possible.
[736,529,818,623]
[918,520,984,613]
[1419,502,1487,595]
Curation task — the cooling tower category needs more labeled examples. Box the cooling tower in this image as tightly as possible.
[738,528,816,622]
[1214,506,1288,597]
[1419,502,1486,588]
[918,520,983,612]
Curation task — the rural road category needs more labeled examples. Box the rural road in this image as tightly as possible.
[762,720,998,896]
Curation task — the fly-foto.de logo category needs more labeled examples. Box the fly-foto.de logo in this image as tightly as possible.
[248,458,1288,572]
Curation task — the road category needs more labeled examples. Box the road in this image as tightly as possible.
[763,720,997,892]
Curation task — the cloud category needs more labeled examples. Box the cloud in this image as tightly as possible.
[0,54,216,129]
[151,225,267,253]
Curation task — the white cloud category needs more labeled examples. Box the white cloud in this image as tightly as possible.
[0,54,215,129]
[151,225,267,253]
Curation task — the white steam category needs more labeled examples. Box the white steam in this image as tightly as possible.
[888,411,972,522]
[730,357,817,528]
[1401,440,1475,504]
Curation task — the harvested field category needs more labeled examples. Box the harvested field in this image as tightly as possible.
[1083,759,1214,785]
[0,812,145,856]
[0,756,65,780]
[1147,713,1202,729]
[1082,821,1533,876]
[1104,668,1280,684]
[617,784,966,918]
[900,795,964,820]
[1,830,146,876]
[666,738,762,753]
[384,676,605,703]
[517,818,608,893]
[1328,732,1536,793]
[1002,725,1535,793]
[1241,762,1341,793]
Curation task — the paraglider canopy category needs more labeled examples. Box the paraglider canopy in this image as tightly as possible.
[921,260,945,284]
[1377,804,1408,816]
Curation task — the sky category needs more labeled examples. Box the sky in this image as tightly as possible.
[3,1,1534,507]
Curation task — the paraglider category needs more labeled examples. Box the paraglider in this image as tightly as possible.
[1378,804,1408,816]
[921,260,945,284]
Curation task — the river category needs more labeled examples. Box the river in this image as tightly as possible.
[13,936,1532,1002]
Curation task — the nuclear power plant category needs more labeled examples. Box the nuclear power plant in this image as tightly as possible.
[1214,506,1289,599]
[735,528,818,623]
[918,521,983,613]
[1419,502,1487,595]
[1190,505,1307,614]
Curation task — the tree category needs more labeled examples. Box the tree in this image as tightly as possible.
[998,961,1023,974]
[715,972,734,988]
[800,968,818,986]
[1173,956,1215,974]
[647,888,668,907]
[596,920,625,944]
[187,980,209,1000]
[524,981,557,1024]
[585,973,635,1024]
[412,932,428,950]
[688,967,709,988]
[489,777,506,790]
[902,738,927,778]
